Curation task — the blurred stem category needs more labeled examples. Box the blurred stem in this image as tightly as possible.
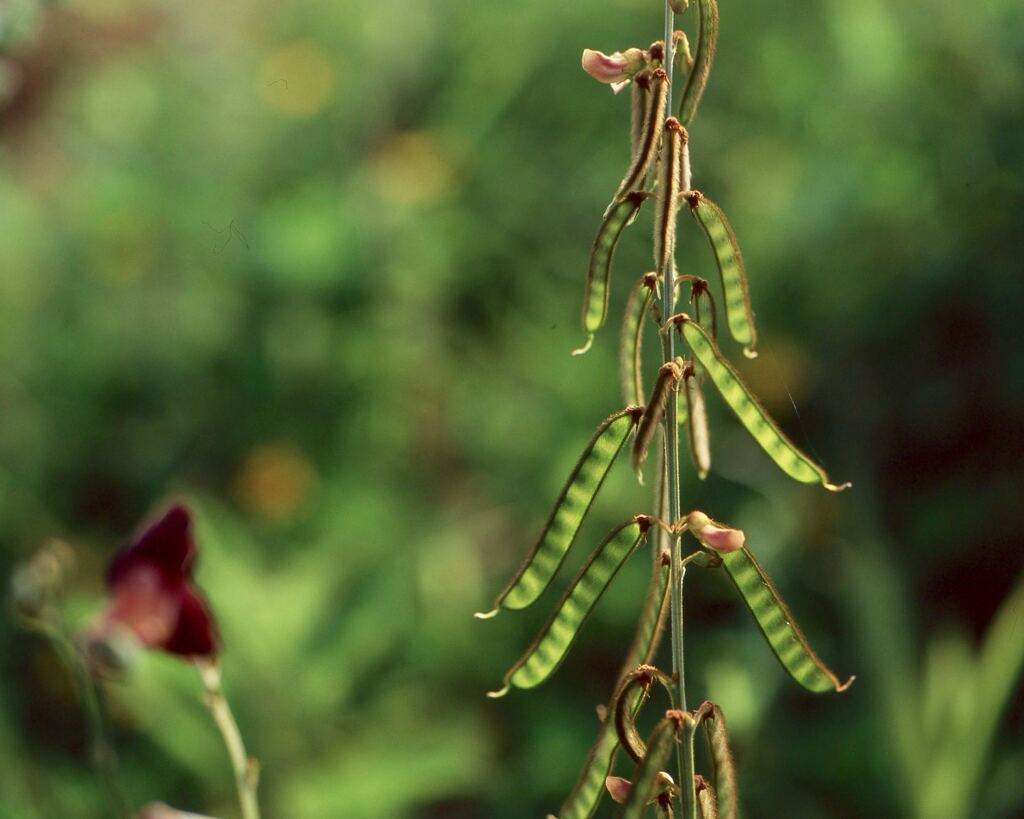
[31,616,132,819]
[660,2,696,818]
[196,660,261,819]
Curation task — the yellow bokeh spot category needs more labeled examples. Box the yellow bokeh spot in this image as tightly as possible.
[259,42,335,118]
[367,131,458,205]
[235,442,317,522]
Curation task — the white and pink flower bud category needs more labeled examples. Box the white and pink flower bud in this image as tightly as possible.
[687,511,746,554]
[581,48,646,94]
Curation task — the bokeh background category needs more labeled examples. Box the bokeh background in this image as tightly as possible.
[1,0,1022,816]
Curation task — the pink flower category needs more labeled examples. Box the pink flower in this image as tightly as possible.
[581,48,646,94]
[687,511,746,554]
[94,505,217,659]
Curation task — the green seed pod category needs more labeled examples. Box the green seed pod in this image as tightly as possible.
[630,71,651,164]
[678,0,719,126]
[702,705,738,819]
[621,711,683,819]
[476,407,642,618]
[612,664,676,763]
[576,192,648,355]
[685,191,756,356]
[682,361,711,479]
[678,317,851,491]
[488,517,652,697]
[620,273,659,407]
[632,360,683,482]
[614,68,669,201]
[673,30,695,76]
[556,549,672,819]
[654,119,687,280]
[696,775,719,819]
[719,543,854,694]
[689,277,718,340]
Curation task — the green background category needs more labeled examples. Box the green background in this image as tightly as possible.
[1,0,1022,816]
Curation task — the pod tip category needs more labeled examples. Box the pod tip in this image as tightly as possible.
[571,335,594,357]
[697,469,708,480]
[474,607,499,620]
[825,481,853,493]
[743,346,758,359]
[486,684,510,699]
[837,675,856,692]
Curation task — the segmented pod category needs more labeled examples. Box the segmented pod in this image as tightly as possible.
[621,712,682,819]
[476,408,642,618]
[689,278,718,340]
[613,68,668,202]
[632,360,682,481]
[682,362,711,479]
[719,544,854,694]
[696,776,719,819]
[556,550,672,819]
[576,193,648,354]
[489,518,651,697]
[702,705,738,819]
[677,0,719,126]
[678,318,850,491]
[630,71,651,164]
[620,273,659,407]
[686,191,756,356]
[654,119,686,279]
[612,665,676,763]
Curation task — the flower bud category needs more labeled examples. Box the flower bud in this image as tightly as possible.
[581,48,646,93]
[687,511,745,553]
[605,775,632,804]
[9,540,74,619]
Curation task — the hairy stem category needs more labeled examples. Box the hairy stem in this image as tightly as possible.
[661,3,697,817]
[196,660,262,819]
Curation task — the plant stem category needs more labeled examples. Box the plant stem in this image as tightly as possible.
[196,660,261,819]
[39,618,133,819]
[661,3,698,817]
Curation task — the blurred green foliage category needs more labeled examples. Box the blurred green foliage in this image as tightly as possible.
[1,0,1022,816]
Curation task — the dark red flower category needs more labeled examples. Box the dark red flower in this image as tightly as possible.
[99,504,218,658]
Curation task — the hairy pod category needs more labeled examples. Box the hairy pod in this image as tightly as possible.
[632,360,683,481]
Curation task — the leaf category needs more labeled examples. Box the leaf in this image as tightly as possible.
[719,544,853,693]
[679,318,850,492]
[476,408,641,617]
[685,192,756,356]
[489,518,652,696]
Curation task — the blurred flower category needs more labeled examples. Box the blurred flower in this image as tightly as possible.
[9,540,74,621]
[87,505,217,667]
[581,47,646,93]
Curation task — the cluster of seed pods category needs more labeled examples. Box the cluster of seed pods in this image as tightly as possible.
[480,1,852,816]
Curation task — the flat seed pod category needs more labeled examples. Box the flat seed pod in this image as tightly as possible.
[612,665,676,763]
[630,71,651,164]
[702,705,737,819]
[576,193,648,353]
[654,119,687,280]
[682,362,711,479]
[613,68,668,202]
[621,713,682,819]
[489,518,652,697]
[678,318,850,492]
[632,361,682,482]
[685,191,756,356]
[476,408,642,618]
[689,278,718,341]
[696,775,719,819]
[556,550,673,819]
[719,544,854,694]
[620,273,659,407]
[677,0,718,126]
